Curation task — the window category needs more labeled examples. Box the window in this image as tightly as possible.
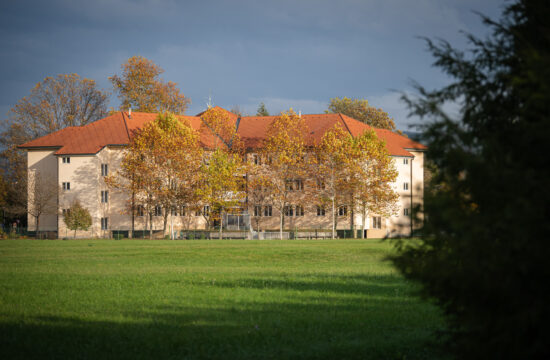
[285,179,294,191]
[180,206,187,216]
[316,179,325,190]
[203,205,210,216]
[62,182,70,191]
[285,179,303,191]
[316,206,326,216]
[62,209,71,217]
[154,205,162,216]
[295,205,304,217]
[372,216,382,229]
[338,206,347,216]
[101,217,108,230]
[404,208,409,216]
[101,163,108,176]
[101,190,108,203]
[403,158,409,165]
[171,207,178,216]
[62,157,70,164]
[283,205,294,217]
[264,205,272,217]
[253,154,261,165]
[136,205,144,217]
[404,182,409,191]
[254,205,262,217]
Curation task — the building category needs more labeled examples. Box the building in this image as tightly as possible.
[19,107,426,238]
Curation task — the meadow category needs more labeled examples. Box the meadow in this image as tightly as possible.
[0,239,446,359]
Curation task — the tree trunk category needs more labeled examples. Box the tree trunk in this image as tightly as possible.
[279,208,283,240]
[219,208,223,240]
[163,210,168,236]
[149,212,153,239]
[35,215,40,238]
[131,191,135,238]
[361,205,366,239]
[74,229,77,239]
[331,197,335,239]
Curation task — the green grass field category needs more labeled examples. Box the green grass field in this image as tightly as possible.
[0,239,446,359]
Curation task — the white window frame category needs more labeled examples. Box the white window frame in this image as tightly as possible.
[403,158,408,165]
[264,205,272,217]
[101,163,108,176]
[101,217,108,230]
[62,182,70,191]
[101,190,108,203]
[62,157,70,164]
[404,182,409,191]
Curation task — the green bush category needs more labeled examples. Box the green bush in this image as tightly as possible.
[113,233,124,240]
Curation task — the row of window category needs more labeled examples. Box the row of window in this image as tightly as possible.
[252,154,412,166]
[61,158,109,176]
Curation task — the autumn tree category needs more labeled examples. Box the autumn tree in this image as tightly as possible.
[27,171,58,236]
[196,148,244,239]
[256,102,270,116]
[1,74,108,219]
[107,112,202,239]
[314,124,357,239]
[63,200,92,238]
[351,130,399,238]
[261,110,309,239]
[327,97,397,130]
[247,164,273,232]
[200,106,243,152]
[110,56,190,114]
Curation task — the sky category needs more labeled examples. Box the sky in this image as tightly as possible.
[0,0,504,131]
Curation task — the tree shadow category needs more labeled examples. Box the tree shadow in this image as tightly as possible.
[0,274,446,360]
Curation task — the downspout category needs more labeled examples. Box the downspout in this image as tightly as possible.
[410,157,414,238]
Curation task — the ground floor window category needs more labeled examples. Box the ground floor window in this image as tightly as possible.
[254,205,262,217]
[154,205,162,216]
[264,205,272,217]
[295,205,304,217]
[372,216,382,229]
[101,217,108,230]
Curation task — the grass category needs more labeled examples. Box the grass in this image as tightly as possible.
[0,239,446,359]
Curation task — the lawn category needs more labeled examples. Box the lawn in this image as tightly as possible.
[0,239,446,359]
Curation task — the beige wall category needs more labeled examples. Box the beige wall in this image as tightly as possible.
[26,147,425,239]
[27,150,58,232]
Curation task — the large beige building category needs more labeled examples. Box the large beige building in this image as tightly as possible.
[19,108,426,239]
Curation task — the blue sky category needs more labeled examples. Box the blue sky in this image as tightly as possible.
[0,0,503,131]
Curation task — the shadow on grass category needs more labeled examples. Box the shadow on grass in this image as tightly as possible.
[0,275,446,360]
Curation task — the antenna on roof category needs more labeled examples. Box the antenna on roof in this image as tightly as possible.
[206,90,214,109]
[299,110,301,118]
[128,107,132,118]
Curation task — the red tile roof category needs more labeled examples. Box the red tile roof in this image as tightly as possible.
[18,109,426,157]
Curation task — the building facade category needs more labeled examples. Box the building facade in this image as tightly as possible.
[20,108,426,238]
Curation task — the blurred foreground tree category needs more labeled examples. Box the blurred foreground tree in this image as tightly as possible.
[1,74,108,221]
[326,97,396,130]
[391,1,550,358]
[110,56,190,114]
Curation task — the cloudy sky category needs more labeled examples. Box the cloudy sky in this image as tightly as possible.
[0,0,503,131]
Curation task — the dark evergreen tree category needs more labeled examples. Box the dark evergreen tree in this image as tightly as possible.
[392,1,550,358]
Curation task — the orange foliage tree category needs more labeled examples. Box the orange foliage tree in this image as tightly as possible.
[106,112,202,239]
[327,97,397,131]
[261,110,309,239]
[351,130,399,238]
[110,56,190,114]
[313,124,358,239]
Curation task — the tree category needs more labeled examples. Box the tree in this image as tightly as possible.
[247,167,273,232]
[110,56,190,114]
[351,130,399,238]
[313,124,356,239]
[106,112,202,239]
[256,102,270,116]
[1,74,109,220]
[196,148,244,239]
[63,200,92,238]
[391,1,550,358]
[27,171,58,236]
[261,110,309,239]
[326,97,397,130]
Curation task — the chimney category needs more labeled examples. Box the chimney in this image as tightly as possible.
[128,107,132,118]
[298,110,301,118]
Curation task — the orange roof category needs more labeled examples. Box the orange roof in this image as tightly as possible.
[18,109,426,157]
